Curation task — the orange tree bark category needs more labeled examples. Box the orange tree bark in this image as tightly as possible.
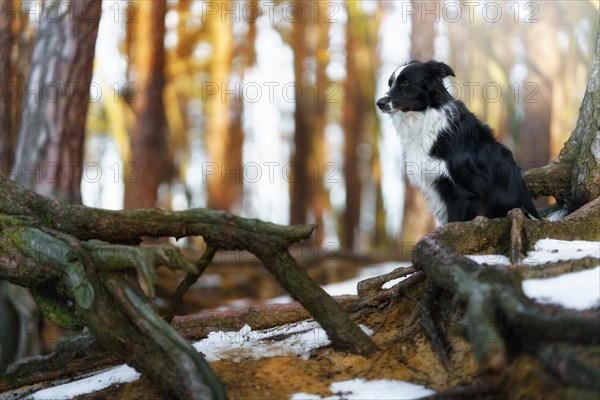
[310,16,331,246]
[342,0,381,249]
[124,0,169,209]
[204,0,240,212]
[0,0,16,174]
[290,2,313,227]
[289,5,330,246]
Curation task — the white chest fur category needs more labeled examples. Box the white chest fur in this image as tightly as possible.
[392,106,454,225]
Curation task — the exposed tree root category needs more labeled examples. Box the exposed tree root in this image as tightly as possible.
[413,198,600,390]
[508,208,525,264]
[0,176,377,398]
[419,282,453,371]
[519,256,600,279]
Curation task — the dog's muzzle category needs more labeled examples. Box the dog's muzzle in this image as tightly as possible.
[376,96,393,113]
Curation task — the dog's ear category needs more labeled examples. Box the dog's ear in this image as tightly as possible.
[426,61,455,78]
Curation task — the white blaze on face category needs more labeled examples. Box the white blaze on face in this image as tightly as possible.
[384,64,409,112]
[389,64,408,89]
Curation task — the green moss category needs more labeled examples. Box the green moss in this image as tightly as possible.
[32,287,83,330]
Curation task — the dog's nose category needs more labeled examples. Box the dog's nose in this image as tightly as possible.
[376,97,388,110]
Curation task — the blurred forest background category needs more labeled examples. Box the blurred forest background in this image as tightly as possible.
[1,0,598,254]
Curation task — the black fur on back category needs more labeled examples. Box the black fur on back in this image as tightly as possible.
[430,100,540,222]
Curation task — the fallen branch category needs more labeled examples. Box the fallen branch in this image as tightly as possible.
[1,296,359,392]
[164,245,217,323]
[0,175,377,398]
[357,266,416,298]
[349,271,425,313]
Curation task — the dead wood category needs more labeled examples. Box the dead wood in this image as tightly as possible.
[357,266,416,298]
[0,295,358,392]
[0,175,377,399]
[349,270,425,313]
[164,244,217,323]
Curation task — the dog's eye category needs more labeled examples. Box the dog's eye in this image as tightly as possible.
[399,80,410,87]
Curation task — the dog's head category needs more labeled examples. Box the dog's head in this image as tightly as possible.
[377,60,455,114]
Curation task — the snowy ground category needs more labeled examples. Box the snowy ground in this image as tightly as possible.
[291,379,435,400]
[192,320,372,362]
[522,266,600,310]
[469,238,600,310]
[26,240,600,399]
[29,365,141,400]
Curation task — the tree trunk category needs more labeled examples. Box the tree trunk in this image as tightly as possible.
[309,18,330,246]
[289,7,331,247]
[290,3,314,227]
[1,0,36,174]
[1,6,29,371]
[2,0,101,370]
[0,0,16,175]
[342,1,382,250]
[341,2,361,250]
[10,0,101,204]
[124,0,168,209]
[367,4,387,248]
[205,1,239,212]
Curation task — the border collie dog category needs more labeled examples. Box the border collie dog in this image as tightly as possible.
[377,60,539,225]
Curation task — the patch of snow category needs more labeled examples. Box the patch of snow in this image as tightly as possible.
[290,378,435,400]
[196,273,223,288]
[466,254,511,265]
[191,320,373,362]
[266,295,292,304]
[468,239,599,266]
[467,239,600,310]
[522,239,600,265]
[29,364,140,399]
[192,320,330,362]
[381,272,415,289]
[318,279,363,298]
[522,266,600,310]
[359,324,374,336]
